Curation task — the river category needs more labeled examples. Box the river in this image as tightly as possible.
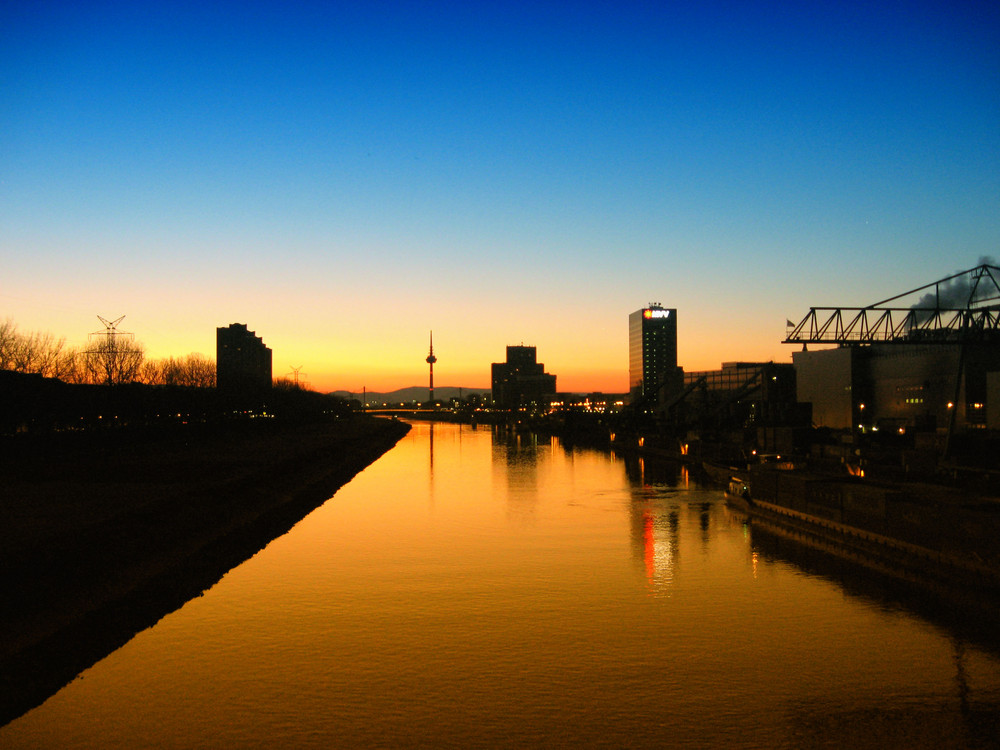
[2,420,999,748]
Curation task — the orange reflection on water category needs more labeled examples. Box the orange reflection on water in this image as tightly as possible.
[641,507,676,596]
[3,422,1000,750]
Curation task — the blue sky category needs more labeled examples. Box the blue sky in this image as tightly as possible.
[2,1,998,391]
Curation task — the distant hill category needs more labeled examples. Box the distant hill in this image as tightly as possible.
[330,386,490,404]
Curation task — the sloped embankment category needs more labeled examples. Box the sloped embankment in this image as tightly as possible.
[0,415,410,727]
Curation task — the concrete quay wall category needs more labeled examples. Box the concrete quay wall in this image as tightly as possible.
[746,466,1000,590]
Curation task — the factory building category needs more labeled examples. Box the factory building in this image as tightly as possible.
[677,361,805,454]
[784,264,1000,437]
[793,343,999,434]
[682,361,800,425]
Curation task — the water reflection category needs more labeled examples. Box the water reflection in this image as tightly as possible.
[2,422,999,749]
[737,505,1000,661]
[428,419,434,479]
[638,505,679,595]
[621,450,682,487]
[698,502,712,547]
[492,426,548,524]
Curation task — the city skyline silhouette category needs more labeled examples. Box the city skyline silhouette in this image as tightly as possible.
[3,3,996,393]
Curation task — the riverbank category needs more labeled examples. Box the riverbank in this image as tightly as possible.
[717,463,1000,613]
[0,415,410,726]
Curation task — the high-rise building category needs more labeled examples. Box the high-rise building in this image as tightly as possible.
[216,323,272,393]
[629,305,678,401]
[491,345,557,409]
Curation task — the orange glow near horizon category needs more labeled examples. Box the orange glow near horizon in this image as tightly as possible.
[5,298,794,395]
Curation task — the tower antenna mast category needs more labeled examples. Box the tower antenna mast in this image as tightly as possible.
[426,331,437,404]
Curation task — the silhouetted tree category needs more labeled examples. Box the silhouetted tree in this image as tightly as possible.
[12,330,66,376]
[161,353,216,387]
[125,354,217,387]
[135,358,164,385]
[0,318,78,379]
[0,318,16,370]
[58,348,93,384]
[273,376,301,391]
[85,334,145,385]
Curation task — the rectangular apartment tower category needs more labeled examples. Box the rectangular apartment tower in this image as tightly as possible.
[217,323,273,393]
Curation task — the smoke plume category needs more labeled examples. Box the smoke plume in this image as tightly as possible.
[911,256,998,310]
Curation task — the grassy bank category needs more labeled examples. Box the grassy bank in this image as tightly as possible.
[0,415,410,726]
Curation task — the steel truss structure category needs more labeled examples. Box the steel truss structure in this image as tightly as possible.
[784,263,1000,346]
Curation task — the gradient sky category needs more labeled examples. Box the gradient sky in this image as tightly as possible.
[3,1,998,393]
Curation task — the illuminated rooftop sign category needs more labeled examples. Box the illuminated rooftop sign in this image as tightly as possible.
[643,309,671,319]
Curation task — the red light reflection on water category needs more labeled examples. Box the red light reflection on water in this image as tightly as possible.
[642,508,675,595]
[643,514,656,585]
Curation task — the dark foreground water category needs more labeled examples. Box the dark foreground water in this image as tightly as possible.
[2,421,999,748]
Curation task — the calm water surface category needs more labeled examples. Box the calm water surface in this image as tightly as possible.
[3,421,1000,748]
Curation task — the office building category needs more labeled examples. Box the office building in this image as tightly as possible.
[629,304,680,404]
[491,345,556,409]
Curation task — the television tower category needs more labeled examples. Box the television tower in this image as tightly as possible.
[426,330,437,403]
